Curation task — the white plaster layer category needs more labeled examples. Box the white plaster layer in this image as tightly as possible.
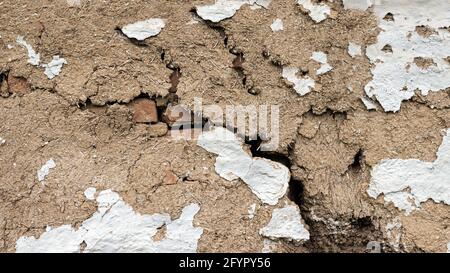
[368,129,450,214]
[121,19,165,41]
[42,56,67,79]
[84,187,97,200]
[343,0,373,10]
[297,0,331,23]
[259,205,310,241]
[270,19,284,32]
[348,42,362,58]
[37,159,56,182]
[197,127,290,205]
[311,51,333,75]
[447,242,450,253]
[16,189,203,253]
[282,66,315,96]
[365,0,450,112]
[16,36,40,66]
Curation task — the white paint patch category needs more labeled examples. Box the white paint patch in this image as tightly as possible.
[196,0,252,23]
[121,19,165,41]
[16,36,40,66]
[197,127,290,205]
[447,242,450,253]
[42,56,67,79]
[37,159,56,182]
[259,205,310,241]
[282,66,315,96]
[311,51,333,75]
[365,0,450,112]
[248,203,257,219]
[196,0,270,22]
[368,129,450,214]
[270,18,284,32]
[361,96,377,110]
[348,42,362,58]
[0,137,5,146]
[84,187,97,200]
[297,0,331,23]
[16,189,203,253]
[343,0,373,10]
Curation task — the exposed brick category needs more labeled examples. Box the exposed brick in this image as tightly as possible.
[7,74,30,96]
[132,98,158,123]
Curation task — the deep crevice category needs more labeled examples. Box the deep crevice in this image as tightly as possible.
[349,148,364,171]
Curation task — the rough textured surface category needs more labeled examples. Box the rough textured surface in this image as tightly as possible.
[0,0,449,253]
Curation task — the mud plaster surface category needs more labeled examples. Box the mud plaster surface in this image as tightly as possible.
[0,0,449,253]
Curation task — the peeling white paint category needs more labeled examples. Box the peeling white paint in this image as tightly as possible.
[368,129,450,214]
[282,66,315,96]
[16,189,203,253]
[84,187,96,200]
[197,127,290,205]
[196,0,252,23]
[361,96,377,110]
[248,203,257,219]
[348,42,362,58]
[16,36,40,66]
[343,0,373,10]
[0,137,5,146]
[121,19,165,41]
[297,0,331,23]
[42,56,67,79]
[365,0,450,112]
[311,51,332,75]
[16,36,67,79]
[37,159,56,182]
[259,205,310,241]
[270,18,284,32]
[196,0,271,22]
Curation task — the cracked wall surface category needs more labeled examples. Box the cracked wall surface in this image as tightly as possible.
[1,0,449,253]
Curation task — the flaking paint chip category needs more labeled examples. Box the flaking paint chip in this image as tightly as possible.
[197,127,290,205]
[282,66,315,96]
[37,159,56,182]
[297,0,331,23]
[270,18,284,32]
[121,19,166,41]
